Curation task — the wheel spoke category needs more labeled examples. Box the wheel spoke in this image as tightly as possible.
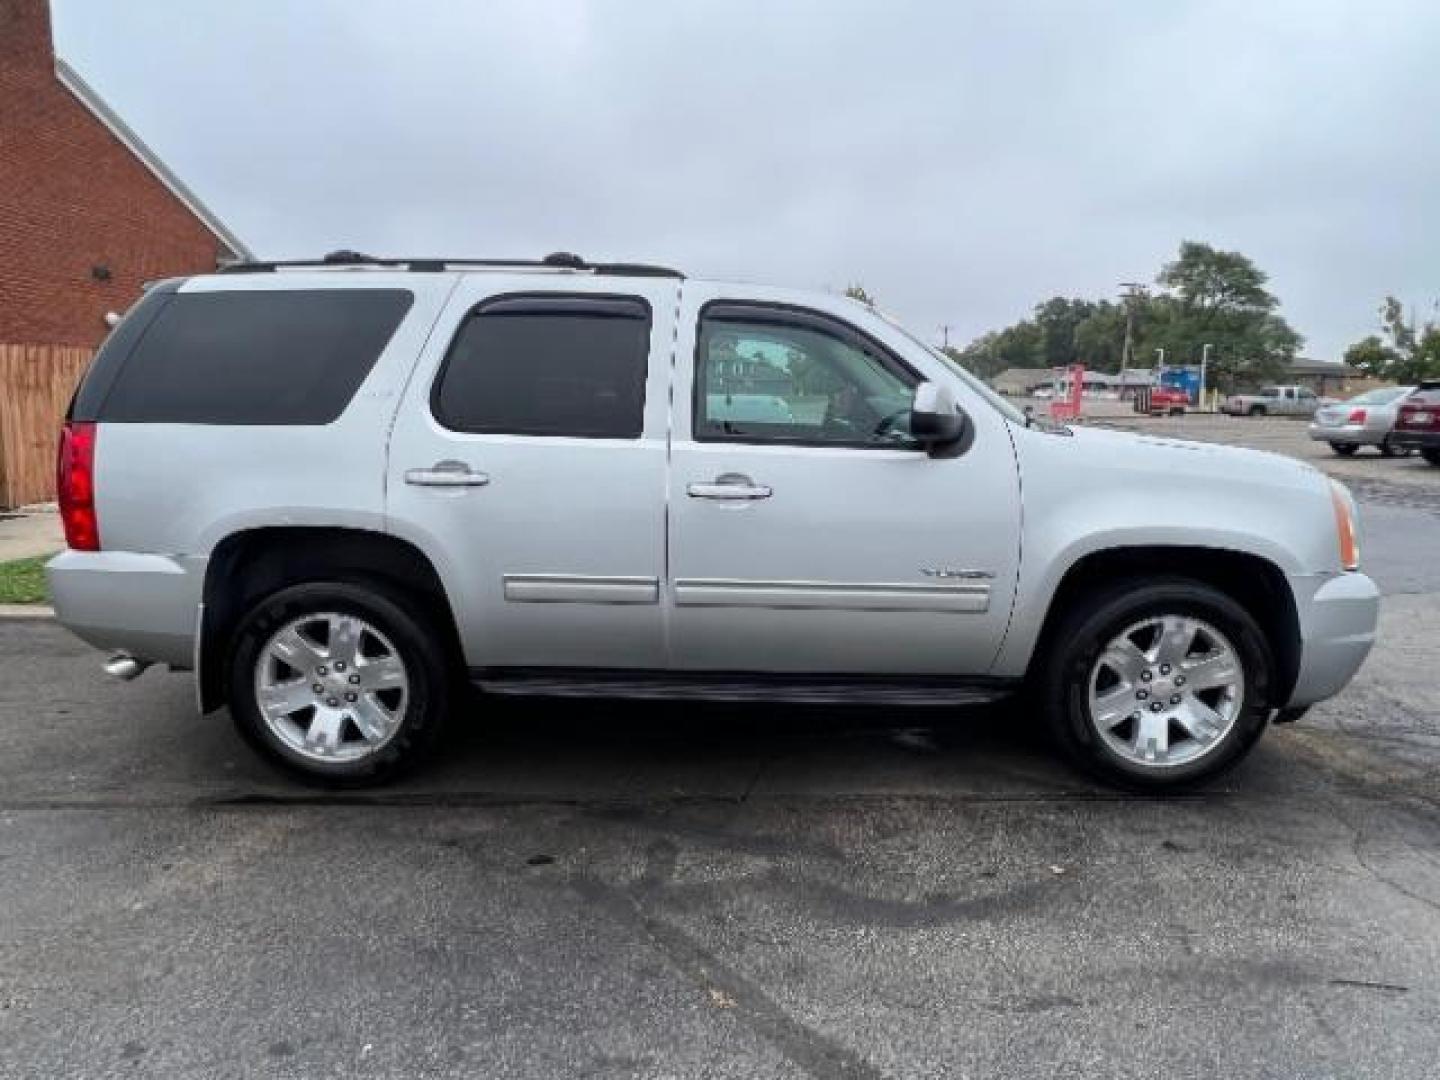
[257,679,314,717]
[1131,710,1170,763]
[268,628,325,672]
[327,615,365,668]
[1175,697,1224,743]
[1154,616,1198,666]
[1092,685,1136,731]
[304,708,345,753]
[357,654,406,691]
[1182,650,1241,692]
[350,695,398,742]
[1099,639,1147,683]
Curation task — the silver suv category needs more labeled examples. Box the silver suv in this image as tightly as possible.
[48,252,1379,790]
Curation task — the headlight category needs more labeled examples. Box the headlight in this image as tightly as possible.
[1330,480,1360,571]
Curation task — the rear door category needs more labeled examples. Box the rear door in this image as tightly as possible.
[385,275,679,670]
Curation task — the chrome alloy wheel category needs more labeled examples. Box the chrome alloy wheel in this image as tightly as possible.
[253,612,409,764]
[1086,615,1245,768]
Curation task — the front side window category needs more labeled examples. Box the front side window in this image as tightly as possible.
[695,306,918,447]
[433,295,650,438]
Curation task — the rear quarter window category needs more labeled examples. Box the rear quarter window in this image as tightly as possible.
[80,288,413,425]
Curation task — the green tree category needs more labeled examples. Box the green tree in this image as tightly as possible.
[951,240,1303,390]
[1031,297,1098,369]
[1343,296,1440,383]
[844,284,875,306]
[1149,241,1302,388]
[1343,335,1402,378]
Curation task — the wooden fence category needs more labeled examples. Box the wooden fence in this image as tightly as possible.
[0,344,94,508]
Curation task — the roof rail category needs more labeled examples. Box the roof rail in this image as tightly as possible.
[218,250,684,279]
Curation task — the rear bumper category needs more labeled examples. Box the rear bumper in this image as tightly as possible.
[1285,571,1380,708]
[45,550,206,669]
[1392,429,1440,450]
[1307,422,1383,445]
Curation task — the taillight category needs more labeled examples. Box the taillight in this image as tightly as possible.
[1347,408,1367,423]
[57,421,99,551]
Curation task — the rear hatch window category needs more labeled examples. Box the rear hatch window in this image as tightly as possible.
[73,287,413,425]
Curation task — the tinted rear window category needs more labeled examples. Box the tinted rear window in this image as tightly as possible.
[432,295,650,438]
[88,289,413,424]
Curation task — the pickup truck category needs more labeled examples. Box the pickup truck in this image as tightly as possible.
[1222,385,1322,417]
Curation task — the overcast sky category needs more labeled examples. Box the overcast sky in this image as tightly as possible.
[53,0,1440,360]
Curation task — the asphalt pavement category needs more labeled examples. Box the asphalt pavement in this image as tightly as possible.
[1,422,1438,1079]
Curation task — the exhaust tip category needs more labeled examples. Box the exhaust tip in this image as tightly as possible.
[103,653,151,681]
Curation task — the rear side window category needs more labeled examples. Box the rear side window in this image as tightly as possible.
[88,289,413,425]
[432,294,650,438]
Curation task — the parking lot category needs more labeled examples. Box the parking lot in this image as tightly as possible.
[2,415,1439,1079]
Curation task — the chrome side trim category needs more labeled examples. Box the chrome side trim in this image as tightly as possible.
[503,574,660,605]
[672,578,990,613]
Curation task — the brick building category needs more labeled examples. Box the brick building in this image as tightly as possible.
[0,0,250,350]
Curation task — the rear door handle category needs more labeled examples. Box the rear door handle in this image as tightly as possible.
[687,473,772,501]
[404,461,490,488]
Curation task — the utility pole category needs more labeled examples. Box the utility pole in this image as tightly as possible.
[1119,282,1146,399]
[1200,343,1212,409]
[939,324,951,350]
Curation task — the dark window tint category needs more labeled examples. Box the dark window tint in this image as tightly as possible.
[93,289,413,424]
[433,295,650,438]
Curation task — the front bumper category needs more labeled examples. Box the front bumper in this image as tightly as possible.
[1285,571,1380,708]
[45,550,206,670]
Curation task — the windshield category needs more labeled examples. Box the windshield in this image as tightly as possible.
[870,306,1030,425]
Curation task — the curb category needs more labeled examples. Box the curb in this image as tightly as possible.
[0,604,54,619]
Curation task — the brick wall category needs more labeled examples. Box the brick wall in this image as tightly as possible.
[0,0,236,349]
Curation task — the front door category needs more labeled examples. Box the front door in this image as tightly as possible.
[386,276,678,670]
[666,287,1022,674]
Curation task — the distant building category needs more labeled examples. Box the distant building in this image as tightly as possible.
[1286,359,1378,397]
[0,0,250,350]
[991,367,1058,396]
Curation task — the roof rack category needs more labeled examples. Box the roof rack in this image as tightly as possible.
[218,250,684,279]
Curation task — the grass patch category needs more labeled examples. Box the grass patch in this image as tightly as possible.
[0,555,52,605]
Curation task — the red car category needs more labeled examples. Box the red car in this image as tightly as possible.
[1147,386,1189,416]
[1393,382,1440,465]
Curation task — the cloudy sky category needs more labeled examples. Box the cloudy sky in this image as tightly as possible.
[53,0,1440,360]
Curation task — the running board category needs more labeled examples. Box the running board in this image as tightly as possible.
[471,669,1016,707]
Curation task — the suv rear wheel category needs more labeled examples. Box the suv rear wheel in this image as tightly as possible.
[1423,448,1440,467]
[1247,404,1267,417]
[1040,578,1272,790]
[228,581,452,785]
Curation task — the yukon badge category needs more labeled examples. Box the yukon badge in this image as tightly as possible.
[920,568,995,580]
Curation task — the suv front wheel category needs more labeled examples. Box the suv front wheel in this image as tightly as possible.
[1040,578,1273,790]
[228,581,452,785]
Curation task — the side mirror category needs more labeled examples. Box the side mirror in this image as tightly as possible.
[910,381,971,457]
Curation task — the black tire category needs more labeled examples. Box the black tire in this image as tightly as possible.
[1329,442,1359,457]
[228,581,453,786]
[1423,448,1440,467]
[1379,436,1409,458]
[1038,577,1274,791]
[1169,407,1185,417]
[1248,405,1267,417]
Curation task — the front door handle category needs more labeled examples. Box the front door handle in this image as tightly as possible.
[404,460,490,488]
[687,473,772,501]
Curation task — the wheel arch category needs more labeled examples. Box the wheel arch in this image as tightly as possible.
[1017,545,1302,708]
[198,526,463,713]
